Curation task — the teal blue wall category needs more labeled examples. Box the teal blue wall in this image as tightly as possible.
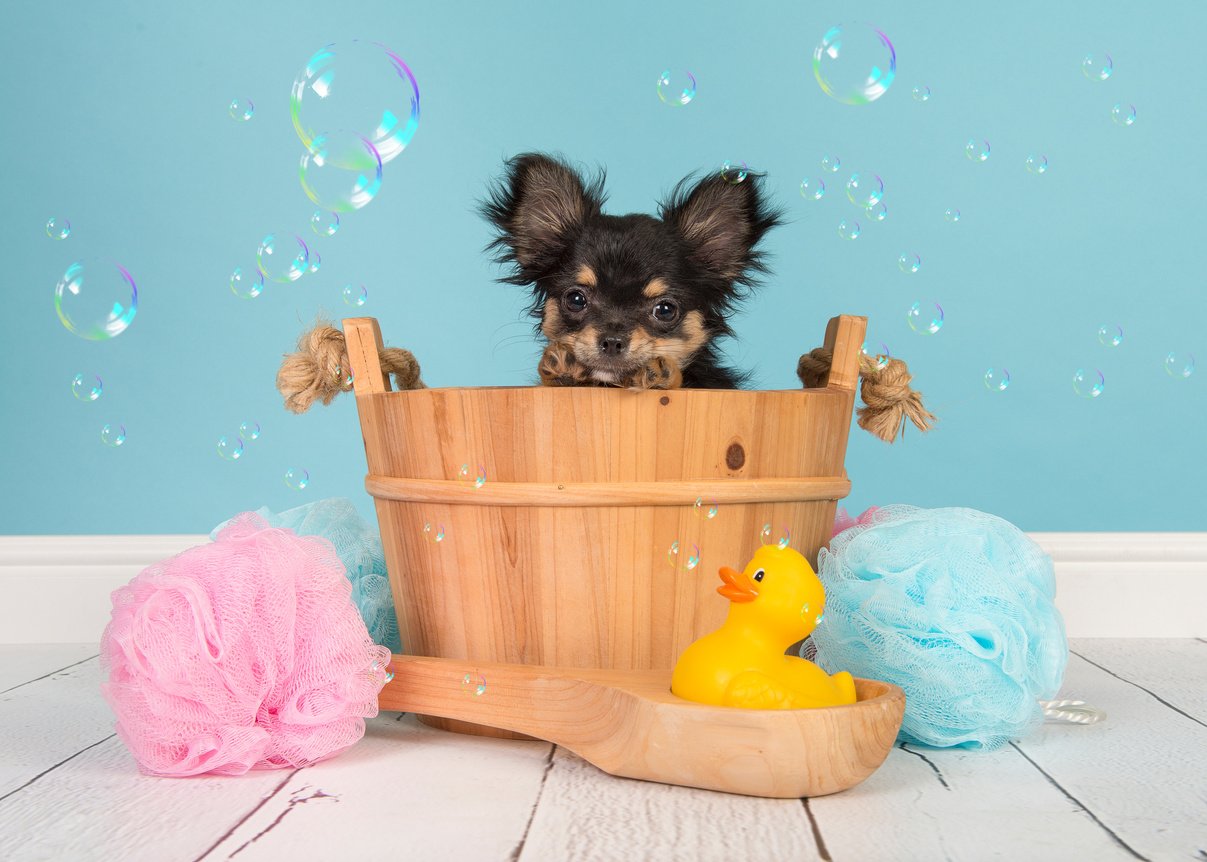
[4,0,1204,533]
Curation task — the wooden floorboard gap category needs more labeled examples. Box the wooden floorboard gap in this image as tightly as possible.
[507,743,555,862]
[191,767,301,862]
[0,654,98,696]
[1071,649,1207,730]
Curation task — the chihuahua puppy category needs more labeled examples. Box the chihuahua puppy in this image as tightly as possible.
[482,154,782,389]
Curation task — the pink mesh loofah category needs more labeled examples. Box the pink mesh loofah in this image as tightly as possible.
[832,505,879,539]
[101,513,392,776]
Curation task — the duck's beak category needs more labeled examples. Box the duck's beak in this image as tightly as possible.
[717,566,758,603]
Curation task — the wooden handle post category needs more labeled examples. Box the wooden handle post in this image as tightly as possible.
[342,317,391,396]
[820,315,868,392]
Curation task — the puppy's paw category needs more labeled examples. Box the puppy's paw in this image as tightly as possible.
[538,342,591,387]
[624,356,683,391]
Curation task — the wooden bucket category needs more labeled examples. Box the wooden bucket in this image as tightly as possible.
[344,314,867,737]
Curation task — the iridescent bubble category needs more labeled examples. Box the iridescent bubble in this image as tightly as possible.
[822,155,841,173]
[667,541,700,570]
[1111,103,1137,126]
[693,496,719,520]
[291,39,420,164]
[217,436,244,461]
[342,284,368,307]
[299,130,383,212]
[46,217,70,240]
[239,421,261,441]
[1097,325,1123,348]
[71,373,102,402]
[460,673,486,696]
[228,97,255,121]
[308,250,321,275]
[310,210,340,237]
[865,201,888,222]
[256,233,309,283]
[837,218,861,240]
[101,423,126,447]
[912,85,931,102]
[721,160,749,184]
[907,301,944,335]
[944,208,961,223]
[423,521,445,543]
[812,23,896,105]
[1082,52,1113,81]
[458,463,487,489]
[230,266,264,299]
[1164,352,1196,379]
[759,524,791,549]
[965,139,991,162]
[799,177,826,200]
[815,612,825,626]
[657,69,697,106]
[1073,368,1105,398]
[860,341,891,370]
[845,173,884,208]
[898,252,921,274]
[284,467,310,490]
[1025,154,1049,174]
[984,368,1011,392]
[54,259,138,341]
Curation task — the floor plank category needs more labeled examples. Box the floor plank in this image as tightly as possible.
[202,713,551,862]
[518,747,822,862]
[1069,638,1207,725]
[0,643,98,693]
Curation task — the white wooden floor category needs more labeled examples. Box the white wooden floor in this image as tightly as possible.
[0,641,1204,862]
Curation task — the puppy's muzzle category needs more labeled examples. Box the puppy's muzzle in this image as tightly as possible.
[598,335,629,357]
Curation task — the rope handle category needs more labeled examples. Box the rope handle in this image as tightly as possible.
[797,348,936,444]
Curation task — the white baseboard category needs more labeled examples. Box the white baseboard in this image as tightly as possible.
[0,533,1203,644]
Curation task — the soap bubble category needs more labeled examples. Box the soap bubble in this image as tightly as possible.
[759,524,791,549]
[71,373,102,402]
[101,423,126,447]
[845,173,883,208]
[284,467,310,490]
[458,463,487,489]
[656,69,697,106]
[1073,368,1105,398]
[984,368,1011,392]
[342,284,368,307]
[1164,352,1196,379]
[256,233,309,283]
[310,209,340,237]
[812,23,896,105]
[422,521,445,543]
[898,252,921,273]
[861,341,891,370]
[460,673,486,696]
[54,259,138,341]
[1082,52,1113,81]
[838,218,861,240]
[230,266,264,299]
[667,541,700,571]
[291,39,420,164]
[965,139,991,162]
[822,155,841,173]
[865,201,888,222]
[228,98,255,121]
[799,177,826,200]
[46,217,71,240]
[907,301,944,335]
[1111,104,1137,126]
[1097,325,1123,348]
[721,160,749,184]
[216,436,244,461]
[307,250,321,274]
[944,208,961,223]
[239,421,261,441]
[912,85,931,102]
[299,130,383,212]
[1025,154,1049,174]
[693,496,719,520]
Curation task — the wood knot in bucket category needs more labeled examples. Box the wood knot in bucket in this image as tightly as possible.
[726,442,746,471]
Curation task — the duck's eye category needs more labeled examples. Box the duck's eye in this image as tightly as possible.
[652,299,679,323]
[753,569,765,582]
[564,289,588,313]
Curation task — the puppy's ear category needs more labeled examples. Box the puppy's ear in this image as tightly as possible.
[482,153,606,284]
[659,172,782,285]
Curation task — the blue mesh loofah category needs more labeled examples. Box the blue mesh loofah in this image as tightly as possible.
[211,499,401,653]
[809,504,1067,750]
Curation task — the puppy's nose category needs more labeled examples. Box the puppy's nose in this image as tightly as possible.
[598,335,629,356]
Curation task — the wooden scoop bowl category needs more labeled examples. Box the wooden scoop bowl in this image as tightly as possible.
[378,654,905,798]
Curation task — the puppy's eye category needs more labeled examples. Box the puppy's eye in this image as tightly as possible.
[652,300,679,323]
[564,290,588,313]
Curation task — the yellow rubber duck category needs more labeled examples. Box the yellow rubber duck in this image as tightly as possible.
[671,545,857,709]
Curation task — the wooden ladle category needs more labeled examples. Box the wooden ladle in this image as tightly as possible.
[379,654,905,799]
